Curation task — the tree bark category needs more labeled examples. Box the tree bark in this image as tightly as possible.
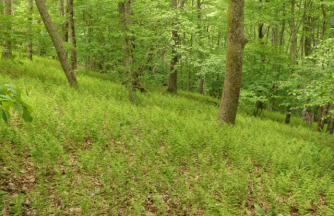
[326,104,334,134]
[167,0,185,94]
[68,0,77,70]
[118,0,135,103]
[58,0,68,42]
[318,104,329,131]
[0,0,3,15]
[285,0,297,124]
[331,5,334,38]
[197,0,205,95]
[316,106,324,132]
[199,76,204,94]
[1,0,12,59]
[217,0,248,125]
[27,0,33,60]
[35,0,78,88]
[0,0,3,49]
[290,0,296,65]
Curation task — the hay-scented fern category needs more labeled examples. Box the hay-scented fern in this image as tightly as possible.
[0,58,334,215]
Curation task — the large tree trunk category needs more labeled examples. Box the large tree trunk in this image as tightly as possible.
[118,0,135,103]
[167,0,185,94]
[27,0,33,60]
[35,0,78,88]
[1,0,12,59]
[68,0,77,70]
[58,0,68,42]
[217,0,248,125]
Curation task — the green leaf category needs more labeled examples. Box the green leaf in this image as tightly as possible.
[22,106,33,122]
[23,103,33,113]
[4,84,17,89]
[1,108,8,124]
[268,206,276,214]
[0,3,4,10]
[14,102,23,112]
[0,86,4,95]
[9,89,19,99]
[0,190,7,195]
[24,86,30,96]
[254,204,266,216]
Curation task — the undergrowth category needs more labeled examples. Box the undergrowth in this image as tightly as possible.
[0,57,334,215]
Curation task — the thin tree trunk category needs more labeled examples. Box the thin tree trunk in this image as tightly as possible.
[316,106,324,132]
[285,0,296,124]
[1,0,12,59]
[197,0,205,95]
[326,104,334,134]
[217,0,248,125]
[35,0,78,88]
[318,104,329,131]
[331,5,334,38]
[118,1,135,103]
[187,71,190,92]
[27,0,33,60]
[58,0,68,42]
[68,0,77,70]
[0,0,3,14]
[199,76,204,94]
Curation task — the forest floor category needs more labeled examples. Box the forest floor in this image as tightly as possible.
[0,57,334,216]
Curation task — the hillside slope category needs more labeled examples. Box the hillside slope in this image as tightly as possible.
[0,58,334,215]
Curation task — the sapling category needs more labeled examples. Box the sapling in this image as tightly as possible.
[254,204,283,216]
[0,84,33,124]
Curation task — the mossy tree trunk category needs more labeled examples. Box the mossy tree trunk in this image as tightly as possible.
[118,0,135,103]
[217,0,248,125]
[27,0,33,60]
[35,0,78,88]
[197,0,205,95]
[167,0,185,94]
[58,0,68,42]
[1,0,12,59]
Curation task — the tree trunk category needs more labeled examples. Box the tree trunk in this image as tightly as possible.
[285,113,291,124]
[331,5,334,38]
[217,0,248,125]
[35,0,78,88]
[199,75,204,95]
[197,0,205,95]
[167,0,185,94]
[285,0,296,124]
[58,0,68,42]
[326,104,334,134]
[1,0,12,59]
[27,0,33,60]
[319,104,329,131]
[0,0,3,15]
[316,106,324,132]
[68,0,77,70]
[187,71,190,92]
[118,0,135,103]
[290,0,296,65]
